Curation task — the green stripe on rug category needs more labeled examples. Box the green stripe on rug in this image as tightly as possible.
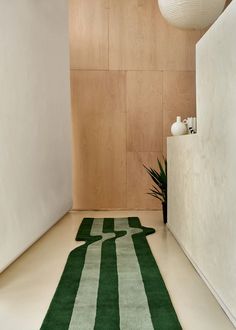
[41,217,182,330]
[69,219,108,329]
[94,219,125,329]
[41,218,100,330]
[129,217,182,330]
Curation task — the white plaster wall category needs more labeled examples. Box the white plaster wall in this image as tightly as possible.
[0,0,72,272]
[168,1,236,325]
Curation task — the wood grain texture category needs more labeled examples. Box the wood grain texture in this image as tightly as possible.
[72,112,127,209]
[71,71,127,209]
[127,71,163,152]
[163,71,196,137]
[69,0,201,210]
[71,70,126,115]
[109,0,202,70]
[109,0,166,70]
[69,0,109,69]
[163,71,196,155]
[127,152,162,209]
[163,26,202,71]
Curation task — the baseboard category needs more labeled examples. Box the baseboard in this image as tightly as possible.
[167,223,236,328]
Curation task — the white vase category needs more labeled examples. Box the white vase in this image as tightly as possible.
[171,116,187,136]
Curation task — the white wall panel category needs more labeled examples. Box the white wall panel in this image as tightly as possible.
[0,0,72,272]
[168,1,236,326]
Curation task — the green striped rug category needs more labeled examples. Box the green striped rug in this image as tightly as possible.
[41,217,182,330]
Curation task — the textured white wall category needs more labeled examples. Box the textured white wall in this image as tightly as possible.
[168,1,236,326]
[0,0,72,272]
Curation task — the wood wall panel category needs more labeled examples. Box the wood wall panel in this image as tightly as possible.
[127,152,162,209]
[163,71,196,137]
[163,27,202,71]
[109,0,202,70]
[109,0,166,70]
[127,71,163,152]
[69,0,201,210]
[71,71,126,209]
[72,112,126,209]
[71,70,126,115]
[69,0,109,69]
[163,71,196,155]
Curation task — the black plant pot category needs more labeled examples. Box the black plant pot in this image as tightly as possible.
[162,202,167,224]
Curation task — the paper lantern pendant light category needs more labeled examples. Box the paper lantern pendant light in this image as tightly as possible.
[158,0,226,30]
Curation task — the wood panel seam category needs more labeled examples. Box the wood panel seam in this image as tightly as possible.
[70,68,196,73]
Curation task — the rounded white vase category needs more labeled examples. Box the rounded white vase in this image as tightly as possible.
[171,116,187,136]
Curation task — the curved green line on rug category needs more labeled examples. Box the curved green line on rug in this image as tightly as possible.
[41,218,127,330]
[75,217,103,243]
[128,217,182,330]
[69,218,127,330]
[94,217,157,330]
[41,218,102,330]
[114,218,155,330]
[41,217,182,330]
[127,216,156,236]
[94,218,126,330]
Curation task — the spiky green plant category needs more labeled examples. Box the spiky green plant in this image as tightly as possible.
[143,158,167,203]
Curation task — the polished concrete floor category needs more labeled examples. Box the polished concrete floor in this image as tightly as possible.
[0,211,234,330]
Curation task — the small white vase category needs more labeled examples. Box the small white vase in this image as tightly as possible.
[171,116,187,136]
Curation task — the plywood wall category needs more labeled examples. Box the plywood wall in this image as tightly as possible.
[69,0,202,210]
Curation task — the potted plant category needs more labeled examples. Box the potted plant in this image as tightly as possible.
[143,158,167,224]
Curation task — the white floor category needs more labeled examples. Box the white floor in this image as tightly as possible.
[0,211,234,330]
